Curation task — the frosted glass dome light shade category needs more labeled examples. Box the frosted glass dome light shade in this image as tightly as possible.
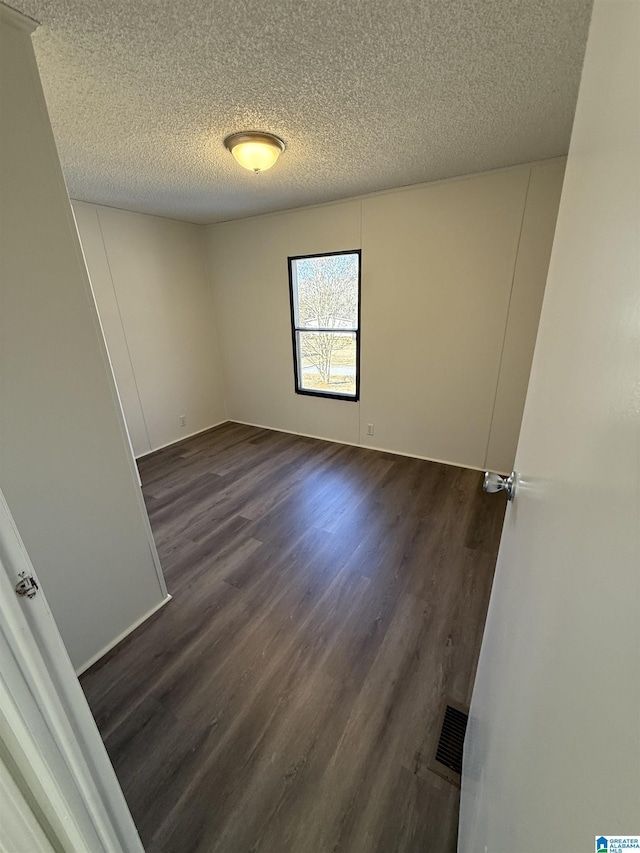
[224,131,285,173]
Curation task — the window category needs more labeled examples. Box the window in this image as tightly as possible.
[288,250,361,401]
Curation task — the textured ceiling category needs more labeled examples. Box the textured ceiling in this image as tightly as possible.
[12,0,592,224]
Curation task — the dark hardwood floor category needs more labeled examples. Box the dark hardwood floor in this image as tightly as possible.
[80,422,505,853]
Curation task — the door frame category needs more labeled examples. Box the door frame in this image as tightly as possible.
[0,488,144,852]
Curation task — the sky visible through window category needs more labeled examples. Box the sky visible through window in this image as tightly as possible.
[292,253,359,397]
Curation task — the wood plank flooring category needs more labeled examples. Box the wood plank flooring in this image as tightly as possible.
[80,422,506,853]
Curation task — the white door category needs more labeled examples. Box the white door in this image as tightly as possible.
[0,489,144,853]
[459,1,640,851]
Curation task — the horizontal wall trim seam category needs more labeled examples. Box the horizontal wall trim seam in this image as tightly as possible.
[72,197,204,228]
[70,156,567,229]
[0,4,38,32]
[205,156,568,228]
[229,420,508,475]
[76,594,172,676]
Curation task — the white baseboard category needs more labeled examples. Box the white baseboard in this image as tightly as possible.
[135,420,229,459]
[76,594,172,676]
[137,418,506,475]
[229,419,498,474]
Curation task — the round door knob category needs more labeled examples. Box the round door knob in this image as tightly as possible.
[483,471,517,501]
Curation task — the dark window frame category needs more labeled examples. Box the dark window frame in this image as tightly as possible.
[287,249,361,402]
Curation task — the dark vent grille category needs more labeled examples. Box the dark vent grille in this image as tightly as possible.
[434,703,468,776]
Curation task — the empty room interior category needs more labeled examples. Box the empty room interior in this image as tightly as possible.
[2,0,639,851]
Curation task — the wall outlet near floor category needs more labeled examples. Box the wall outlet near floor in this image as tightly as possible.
[179,415,186,426]
[366,423,374,436]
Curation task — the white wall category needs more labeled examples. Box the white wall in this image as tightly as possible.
[73,202,227,457]
[206,160,564,471]
[208,200,363,446]
[470,161,565,473]
[0,10,166,671]
[459,0,639,848]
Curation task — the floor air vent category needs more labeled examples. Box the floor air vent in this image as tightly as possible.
[429,700,469,787]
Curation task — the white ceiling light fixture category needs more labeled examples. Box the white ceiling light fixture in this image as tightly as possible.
[224,131,285,174]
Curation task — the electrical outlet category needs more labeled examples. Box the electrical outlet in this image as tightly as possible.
[179,415,186,426]
[366,423,374,436]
